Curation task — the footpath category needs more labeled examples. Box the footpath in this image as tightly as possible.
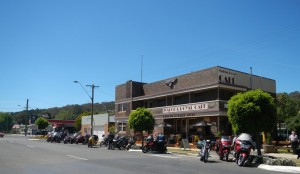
[166,147,300,173]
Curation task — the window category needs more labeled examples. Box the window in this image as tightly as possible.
[118,103,127,112]
[118,123,126,132]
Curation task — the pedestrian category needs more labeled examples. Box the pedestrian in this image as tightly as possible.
[289,131,299,154]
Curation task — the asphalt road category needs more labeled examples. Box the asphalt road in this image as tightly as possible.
[0,135,283,174]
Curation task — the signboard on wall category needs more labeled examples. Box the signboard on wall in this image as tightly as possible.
[163,103,208,113]
[218,68,236,85]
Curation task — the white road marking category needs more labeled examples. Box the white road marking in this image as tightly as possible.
[150,154,179,159]
[26,145,35,148]
[67,155,88,161]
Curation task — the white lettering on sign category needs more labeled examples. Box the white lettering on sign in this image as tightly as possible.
[163,103,208,113]
[218,68,236,85]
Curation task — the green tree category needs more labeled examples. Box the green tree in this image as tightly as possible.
[285,113,300,132]
[227,89,277,156]
[74,112,91,132]
[35,117,49,130]
[128,107,155,147]
[55,110,76,120]
[277,93,298,122]
[0,112,12,133]
[290,91,300,113]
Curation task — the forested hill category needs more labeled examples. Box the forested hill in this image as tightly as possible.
[12,101,115,124]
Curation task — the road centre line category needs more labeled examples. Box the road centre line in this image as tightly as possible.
[150,154,179,159]
[26,145,35,148]
[67,155,88,161]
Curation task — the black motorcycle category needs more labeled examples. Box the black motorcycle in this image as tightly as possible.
[111,136,128,150]
[46,132,53,142]
[51,132,62,143]
[100,136,109,147]
[126,136,137,150]
[76,134,90,145]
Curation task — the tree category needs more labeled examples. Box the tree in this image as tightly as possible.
[74,112,91,132]
[277,93,298,122]
[0,112,12,133]
[285,113,300,132]
[227,89,277,156]
[128,107,155,147]
[55,110,76,120]
[35,117,49,130]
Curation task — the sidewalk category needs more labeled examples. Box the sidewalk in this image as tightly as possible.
[166,147,300,173]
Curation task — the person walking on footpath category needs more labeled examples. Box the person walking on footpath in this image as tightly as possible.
[289,131,299,154]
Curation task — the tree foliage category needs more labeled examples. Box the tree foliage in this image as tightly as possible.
[74,112,91,132]
[285,113,300,132]
[128,107,155,134]
[0,112,12,132]
[228,89,277,135]
[55,110,76,120]
[128,107,155,147]
[35,117,49,130]
[277,93,298,122]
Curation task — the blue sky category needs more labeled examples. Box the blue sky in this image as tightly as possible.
[1,0,299,112]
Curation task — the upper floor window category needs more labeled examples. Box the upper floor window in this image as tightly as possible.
[117,103,127,112]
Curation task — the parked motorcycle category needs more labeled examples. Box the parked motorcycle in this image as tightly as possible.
[88,135,99,148]
[111,136,128,150]
[51,132,62,143]
[76,134,90,145]
[216,136,231,161]
[126,136,137,150]
[100,135,109,147]
[197,139,212,163]
[142,135,167,153]
[234,138,255,166]
[46,132,53,142]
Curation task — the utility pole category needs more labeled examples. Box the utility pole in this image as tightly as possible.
[74,81,99,136]
[250,67,253,90]
[25,99,29,136]
[86,84,99,136]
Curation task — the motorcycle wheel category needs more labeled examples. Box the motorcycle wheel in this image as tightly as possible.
[237,155,246,166]
[100,141,104,147]
[111,143,116,150]
[204,151,208,163]
[142,146,148,153]
[225,152,229,162]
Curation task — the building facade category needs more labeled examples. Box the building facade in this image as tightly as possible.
[81,114,115,138]
[115,66,276,142]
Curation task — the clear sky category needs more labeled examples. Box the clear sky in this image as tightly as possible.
[1,0,299,112]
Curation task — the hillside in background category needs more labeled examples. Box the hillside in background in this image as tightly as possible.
[11,101,115,124]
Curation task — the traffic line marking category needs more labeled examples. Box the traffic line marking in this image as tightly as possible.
[67,155,88,161]
[26,145,35,148]
[150,154,179,159]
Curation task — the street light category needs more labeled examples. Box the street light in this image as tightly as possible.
[74,81,99,136]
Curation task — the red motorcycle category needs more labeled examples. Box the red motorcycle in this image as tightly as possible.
[216,136,231,161]
[142,135,167,153]
[234,139,255,166]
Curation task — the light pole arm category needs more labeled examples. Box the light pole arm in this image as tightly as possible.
[74,81,92,100]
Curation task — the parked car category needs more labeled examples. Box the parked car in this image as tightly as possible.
[0,132,4,138]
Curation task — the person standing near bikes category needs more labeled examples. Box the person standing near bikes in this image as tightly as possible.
[289,131,299,154]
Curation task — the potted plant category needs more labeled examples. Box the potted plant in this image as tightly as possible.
[263,132,275,153]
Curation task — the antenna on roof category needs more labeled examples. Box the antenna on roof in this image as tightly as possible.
[141,55,143,83]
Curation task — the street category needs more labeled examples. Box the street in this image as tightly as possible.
[0,135,281,174]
